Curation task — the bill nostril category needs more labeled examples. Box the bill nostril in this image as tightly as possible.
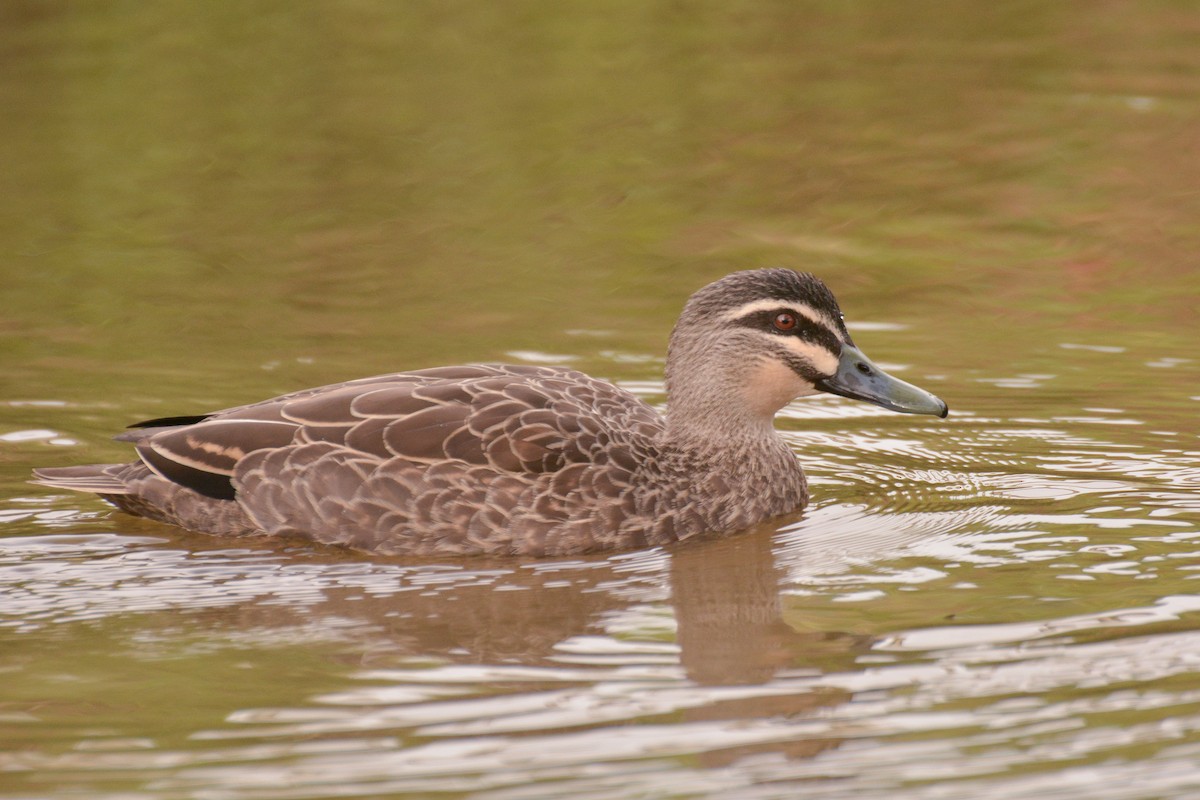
[855,362,872,375]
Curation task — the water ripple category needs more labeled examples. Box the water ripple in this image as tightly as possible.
[4,368,1200,799]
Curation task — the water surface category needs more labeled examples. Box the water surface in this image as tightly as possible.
[3,3,1200,798]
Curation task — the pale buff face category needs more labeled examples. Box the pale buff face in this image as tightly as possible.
[743,356,813,416]
[720,299,847,416]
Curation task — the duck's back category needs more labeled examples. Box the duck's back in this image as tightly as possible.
[36,365,672,555]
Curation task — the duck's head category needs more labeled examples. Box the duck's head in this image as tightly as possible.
[665,269,948,429]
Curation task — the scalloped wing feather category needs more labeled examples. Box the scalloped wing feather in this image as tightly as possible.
[109,365,664,551]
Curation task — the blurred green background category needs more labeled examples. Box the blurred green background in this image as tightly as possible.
[4,1,1197,428]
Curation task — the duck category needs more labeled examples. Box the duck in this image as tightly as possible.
[33,269,948,556]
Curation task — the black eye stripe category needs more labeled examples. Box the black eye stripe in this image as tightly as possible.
[736,309,842,353]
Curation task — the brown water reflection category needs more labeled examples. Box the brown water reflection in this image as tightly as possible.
[0,523,865,792]
[306,528,855,773]
[139,520,867,685]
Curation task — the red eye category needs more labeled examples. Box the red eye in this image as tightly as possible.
[772,312,797,332]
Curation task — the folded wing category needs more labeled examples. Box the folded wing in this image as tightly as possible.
[119,365,662,507]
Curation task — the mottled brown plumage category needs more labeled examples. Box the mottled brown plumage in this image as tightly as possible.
[33,269,947,556]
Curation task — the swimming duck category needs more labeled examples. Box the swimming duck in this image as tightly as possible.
[33,269,947,556]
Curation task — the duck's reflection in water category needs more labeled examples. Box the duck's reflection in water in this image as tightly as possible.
[200,521,869,767]
[670,524,864,765]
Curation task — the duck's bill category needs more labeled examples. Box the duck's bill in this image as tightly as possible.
[816,345,949,418]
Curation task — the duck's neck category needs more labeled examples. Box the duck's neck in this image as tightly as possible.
[654,332,809,531]
[659,381,807,535]
[662,348,795,456]
[662,393,780,455]
[662,364,782,460]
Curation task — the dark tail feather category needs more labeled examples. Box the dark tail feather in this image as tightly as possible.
[127,414,211,429]
[115,415,211,443]
[31,465,131,495]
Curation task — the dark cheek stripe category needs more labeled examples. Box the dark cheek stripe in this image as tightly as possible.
[779,349,828,384]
